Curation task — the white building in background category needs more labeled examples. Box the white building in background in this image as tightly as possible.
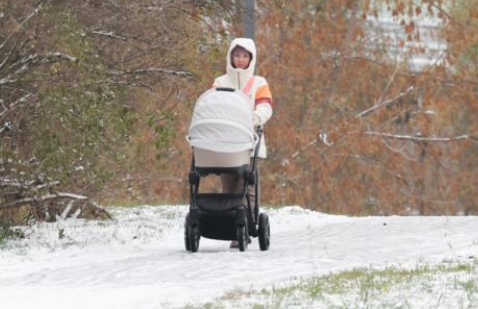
[363,4,448,72]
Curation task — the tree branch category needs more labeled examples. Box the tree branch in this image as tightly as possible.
[356,86,414,118]
[0,94,33,119]
[69,80,154,91]
[0,43,17,71]
[375,64,400,108]
[0,122,11,135]
[42,52,79,63]
[1,192,88,209]
[365,131,475,143]
[330,153,408,183]
[1,52,78,87]
[0,179,60,189]
[113,67,194,78]
[0,0,50,51]
[91,30,127,41]
[0,76,16,86]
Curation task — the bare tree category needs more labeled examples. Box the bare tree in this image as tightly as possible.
[0,0,234,223]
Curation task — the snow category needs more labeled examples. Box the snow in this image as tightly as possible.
[1,205,477,309]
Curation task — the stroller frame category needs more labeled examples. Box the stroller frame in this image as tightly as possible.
[185,125,270,252]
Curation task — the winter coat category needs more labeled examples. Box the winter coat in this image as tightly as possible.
[212,38,273,159]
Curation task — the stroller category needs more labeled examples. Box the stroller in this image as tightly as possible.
[184,87,271,252]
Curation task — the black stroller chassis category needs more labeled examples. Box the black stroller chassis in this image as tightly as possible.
[185,126,271,252]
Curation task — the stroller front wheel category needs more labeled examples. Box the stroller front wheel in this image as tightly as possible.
[184,216,191,251]
[185,213,200,253]
[258,213,270,251]
[236,223,249,252]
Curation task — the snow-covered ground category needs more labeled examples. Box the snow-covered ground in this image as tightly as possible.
[1,205,477,309]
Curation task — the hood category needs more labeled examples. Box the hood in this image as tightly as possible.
[225,38,257,88]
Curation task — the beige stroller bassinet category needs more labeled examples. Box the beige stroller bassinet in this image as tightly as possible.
[187,87,255,167]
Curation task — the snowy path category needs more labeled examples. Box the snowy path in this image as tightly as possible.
[1,206,477,308]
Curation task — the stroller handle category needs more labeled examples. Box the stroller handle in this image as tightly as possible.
[215,87,236,92]
[250,126,263,174]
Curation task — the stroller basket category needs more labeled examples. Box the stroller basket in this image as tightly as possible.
[196,193,245,213]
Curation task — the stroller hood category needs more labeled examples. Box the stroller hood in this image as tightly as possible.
[187,88,254,153]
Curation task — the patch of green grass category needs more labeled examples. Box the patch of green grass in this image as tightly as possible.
[0,218,25,246]
[181,260,478,309]
[58,228,66,240]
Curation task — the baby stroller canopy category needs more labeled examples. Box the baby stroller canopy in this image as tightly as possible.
[188,88,255,154]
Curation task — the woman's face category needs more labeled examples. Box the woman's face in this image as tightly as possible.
[232,48,251,69]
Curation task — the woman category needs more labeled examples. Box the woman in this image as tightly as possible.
[212,38,274,248]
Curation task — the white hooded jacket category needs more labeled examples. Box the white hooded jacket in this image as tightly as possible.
[213,38,273,158]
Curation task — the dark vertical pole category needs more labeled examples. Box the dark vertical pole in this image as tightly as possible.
[243,0,255,40]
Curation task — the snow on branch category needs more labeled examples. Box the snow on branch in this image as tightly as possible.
[0,43,16,71]
[1,52,78,86]
[0,122,11,135]
[130,67,194,78]
[1,192,88,209]
[0,179,60,189]
[290,139,317,160]
[283,131,339,165]
[356,86,414,118]
[365,131,476,143]
[0,76,16,86]
[42,52,79,63]
[112,67,194,78]
[91,30,127,41]
[286,129,477,165]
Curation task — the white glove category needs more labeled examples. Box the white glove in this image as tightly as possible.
[253,103,272,127]
[253,113,262,128]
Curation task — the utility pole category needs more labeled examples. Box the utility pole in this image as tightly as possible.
[243,0,255,40]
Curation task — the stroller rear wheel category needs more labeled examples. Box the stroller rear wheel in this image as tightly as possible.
[185,213,200,253]
[184,214,191,251]
[258,213,270,251]
[253,169,260,222]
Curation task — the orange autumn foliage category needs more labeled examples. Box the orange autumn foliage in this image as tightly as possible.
[104,0,478,215]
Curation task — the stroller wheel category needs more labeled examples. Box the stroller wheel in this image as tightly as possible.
[254,169,260,222]
[189,225,200,253]
[185,213,200,253]
[236,222,249,252]
[258,213,270,251]
[184,214,191,251]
